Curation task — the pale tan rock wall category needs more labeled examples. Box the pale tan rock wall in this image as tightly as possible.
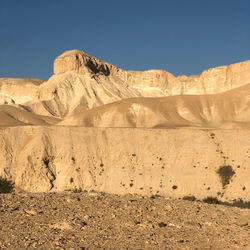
[53,50,250,96]
[178,60,250,95]
[0,78,43,104]
[53,50,115,76]
[0,126,249,201]
[116,60,250,95]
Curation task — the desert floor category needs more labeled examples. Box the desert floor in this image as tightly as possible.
[0,191,249,249]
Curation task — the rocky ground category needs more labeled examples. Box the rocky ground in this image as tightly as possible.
[0,191,249,249]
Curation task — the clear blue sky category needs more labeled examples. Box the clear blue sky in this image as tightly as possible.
[0,0,249,80]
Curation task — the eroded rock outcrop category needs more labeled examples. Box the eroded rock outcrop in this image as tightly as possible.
[0,78,44,104]
[0,49,249,198]
[54,49,115,76]
[61,84,250,129]
[0,50,249,120]
[0,126,249,201]
[53,49,250,96]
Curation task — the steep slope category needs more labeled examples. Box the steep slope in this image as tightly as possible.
[0,78,44,104]
[32,70,141,118]
[0,50,249,200]
[0,105,60,126]
[0,126,249,202]
[61,84,250,129]
[117,60,250,95]
[53,49,250,95]
[40,50,250,119]
[1,50,249,121]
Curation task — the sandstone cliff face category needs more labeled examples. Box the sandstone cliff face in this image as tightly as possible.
[0,50,249,120]
[36,70,140,117]
[0,49,249,199]
[54,50,115,76]
[54,50,250,96]
[176,61,250,95]
[0,126,249,201]
[44,50,250,118]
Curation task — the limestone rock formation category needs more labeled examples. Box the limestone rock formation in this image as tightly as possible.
[61,84,250,129]
[54,49,115,76]
[0,78,44,104]
[0,49,249,200]
[1,50,249,121]
[0,126,249,202]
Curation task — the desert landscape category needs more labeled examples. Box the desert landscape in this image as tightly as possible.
[0,50,249,249]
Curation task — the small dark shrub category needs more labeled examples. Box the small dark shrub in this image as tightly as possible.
[183,195,196,201]
[203,196,220,204]
[224,199,250,209]
[202,197,250,209]
[216,165,235,188]
[0,177,14,193]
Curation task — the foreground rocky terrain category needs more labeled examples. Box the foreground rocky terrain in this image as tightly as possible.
[0,191,249,249]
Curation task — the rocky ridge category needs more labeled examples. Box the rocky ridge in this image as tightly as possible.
[0,50,249,122]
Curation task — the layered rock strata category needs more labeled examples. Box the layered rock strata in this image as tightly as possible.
[0,49,249,199]
[0,126,249,201]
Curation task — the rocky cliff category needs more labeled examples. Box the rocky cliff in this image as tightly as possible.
[0,49,249,199]
[0,126,249,202]
[0,50,249,120]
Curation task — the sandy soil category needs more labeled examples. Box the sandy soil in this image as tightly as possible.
[0,191,249,249]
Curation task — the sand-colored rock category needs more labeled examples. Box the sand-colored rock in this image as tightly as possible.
[54,49,115,76]
[0,93,15,105]
[119,60,250,95]
[0,105,60,126]
[54,49,250,96]
[1,50,249,120]
[0,126,249,202]
[35,70,140,117]
[0,49,249,200]
[61,84,250,129]
[0,78,44,104]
